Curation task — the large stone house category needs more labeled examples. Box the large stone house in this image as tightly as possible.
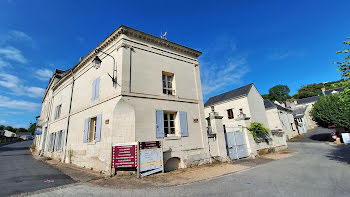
[35,25,210,174]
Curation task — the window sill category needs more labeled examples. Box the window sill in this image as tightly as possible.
[87,141,96,145]
[164,136,181,140]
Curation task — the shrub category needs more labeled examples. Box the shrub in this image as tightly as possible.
[310,94,350,130]
[246,122,269,141]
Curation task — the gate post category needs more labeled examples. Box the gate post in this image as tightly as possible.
[208,112,229,162]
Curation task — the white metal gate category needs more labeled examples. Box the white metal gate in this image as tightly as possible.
[224,126,249,160]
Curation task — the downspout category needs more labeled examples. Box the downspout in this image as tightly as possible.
[62,68,75,163]
[129,46,133,93]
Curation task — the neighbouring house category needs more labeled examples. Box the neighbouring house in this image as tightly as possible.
[35,25,210,174]
[204,83,269,128]
[286,87,344,131]
[203,84,287,161]
[16,132,33,140]
[264,100,298,140]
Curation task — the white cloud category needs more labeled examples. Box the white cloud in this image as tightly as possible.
[199,37,249,98]
[0,46,27,63]
[201,56,249,96]
[267,48,304,61]
[35,69,53,81]
[0,57,11,68]
[0,95,41,111]
[9,30,32,41]
[0,73,45,98]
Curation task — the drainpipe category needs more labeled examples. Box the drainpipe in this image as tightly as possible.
[129,46,133,93]
[62,68,75,163]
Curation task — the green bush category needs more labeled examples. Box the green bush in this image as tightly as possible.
[246,122,269,141]
[310,94,350,130]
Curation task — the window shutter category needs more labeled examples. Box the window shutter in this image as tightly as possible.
[54,132,59,152]
[83,118,89,143]
[179,111,188,137]
[95,114,102,142]
[91,79,96,101]
[95,77,100,100]
[60,130,65,152]
[53,106,58,120]
[155,110,164,138]
[46,133,51,151]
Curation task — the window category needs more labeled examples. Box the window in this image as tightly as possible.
[88,117,97,142]
[239,108,243,114]
[54,104,62,120]
[50,133,55,152]
[162,72,174,95]
[227,109,234,119]
[164,112,176,137]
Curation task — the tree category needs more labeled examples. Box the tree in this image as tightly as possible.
[4,126,15,132]
[293,83,323,99]
[0,125,4,130]
[268,85,291,102]
[335,36,350,111]
[261,94,270,100]
[28,123,36,135]
[310,94,350,130]
[16,128,28,133]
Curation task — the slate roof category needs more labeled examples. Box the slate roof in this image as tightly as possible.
[264,99,275,109]
[292,107,307,118]
[204,83,253,107]
[264,99,293,112]
[325,87,344,95]
[296,96,319,105]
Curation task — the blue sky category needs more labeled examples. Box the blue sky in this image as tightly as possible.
[0,0,349,128]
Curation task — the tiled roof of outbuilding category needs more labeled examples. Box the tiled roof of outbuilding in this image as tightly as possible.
[204,83,253,107]
[264,99,275,109]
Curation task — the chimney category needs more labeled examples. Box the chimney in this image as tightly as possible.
[321,87,326,96]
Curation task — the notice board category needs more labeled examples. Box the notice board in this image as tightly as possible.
[112,142,138,169]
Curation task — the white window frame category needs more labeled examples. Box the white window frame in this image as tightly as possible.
[163,112,177,137]
[88,116,97,142]
[55,104,62,120]
[162,72,175,95]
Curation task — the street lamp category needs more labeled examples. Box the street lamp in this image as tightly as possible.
[92,48,118,86]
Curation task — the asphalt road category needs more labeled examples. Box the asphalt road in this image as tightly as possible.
[31,127,350,197]
[0,140,75,197]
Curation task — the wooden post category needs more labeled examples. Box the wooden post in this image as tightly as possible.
[137,142,140,178]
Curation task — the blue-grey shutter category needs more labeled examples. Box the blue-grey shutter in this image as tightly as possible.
[95,114,102,142]
[54,132,59,152]
[179,111,188,137]
[95,77,100,100]
[60,130,65,152]
[91,79,96,101]
[83,118,89,143]
[156,110,164,138]
[53,106,58,120]
[46,133,51,151]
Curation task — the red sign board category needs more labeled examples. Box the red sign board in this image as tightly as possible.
[112,144,137,168]
[140,141,161,150]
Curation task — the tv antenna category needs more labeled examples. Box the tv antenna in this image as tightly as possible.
[160,31,167,40]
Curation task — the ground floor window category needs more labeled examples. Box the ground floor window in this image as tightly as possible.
[164,112,176,137]
[89,117,97,142]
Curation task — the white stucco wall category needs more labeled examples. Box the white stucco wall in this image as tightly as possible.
[36,27,210,173]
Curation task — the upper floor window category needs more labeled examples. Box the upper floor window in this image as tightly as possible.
[239,108,243,115]
[54,104,62,120]
[227,109,234,119]
[162,72,175,95]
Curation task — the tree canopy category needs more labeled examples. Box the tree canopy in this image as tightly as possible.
[265,85,291,102]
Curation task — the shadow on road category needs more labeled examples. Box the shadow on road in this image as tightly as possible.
[309,133,333,142]
[327,145,350,165]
